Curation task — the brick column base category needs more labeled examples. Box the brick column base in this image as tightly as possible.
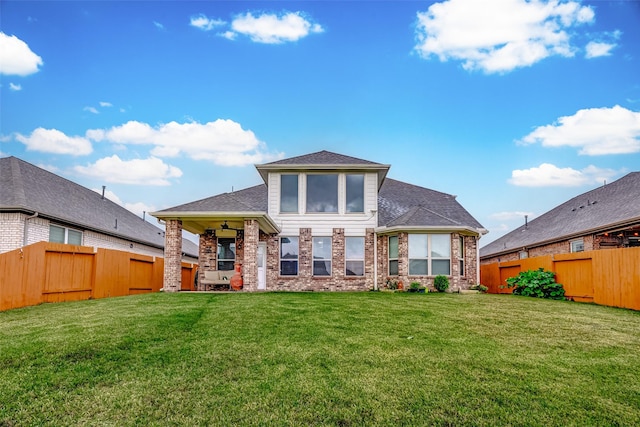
[163,219,183,292]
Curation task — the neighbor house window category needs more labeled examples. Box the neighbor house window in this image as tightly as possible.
[49,224,82,245]
[570,239,584,253]
[345,237,365,276]
[306,174,338,213]
[217,238,235,271]
[280,174,298,213]
[388,235,398,275]
[280,237,299,276]
[458,236,465,277]
[346,174,364,213]
[313,237,332,276]
[408,234,451,275]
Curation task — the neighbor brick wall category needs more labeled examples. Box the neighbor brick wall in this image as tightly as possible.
[0,213,25,253]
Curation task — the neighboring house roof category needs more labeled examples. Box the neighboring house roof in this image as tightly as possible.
[480,172,640,258]
[255,150,391,188]
[377,178,485,233]
[0,156,198,257]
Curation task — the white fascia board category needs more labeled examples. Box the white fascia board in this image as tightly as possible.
[375,225,483,236]
[150,211,281,234]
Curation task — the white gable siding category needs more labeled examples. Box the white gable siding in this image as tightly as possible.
[268,171,378,236]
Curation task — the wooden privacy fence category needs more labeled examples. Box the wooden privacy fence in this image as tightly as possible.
[0,242,197,311]
[481,247,640,311]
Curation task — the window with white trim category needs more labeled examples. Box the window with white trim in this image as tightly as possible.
[313,237,332,276]
[280,174,298,213]
[306,174,338,213]
[346,174,364,213]
[345,237,365,276]
[388,235,398,275]
[49,225,82,245]
[217,238,235,271]
[408,234,451,275]
[280,237,299,276]
[570,239,584,253]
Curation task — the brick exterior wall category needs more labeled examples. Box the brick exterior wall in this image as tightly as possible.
[480,232,629,265]
[0,213,26,253]
[262,227,375,291]
[376,232,479,292]
[242,219,259,291]
[163,219,183,292]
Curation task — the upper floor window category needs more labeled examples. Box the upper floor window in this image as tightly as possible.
[408,234,451,275]
[346,174,364,213]
[345,237,365,276]
[313,237,332,276]
[280,174,298,213]
[49,224,82,245]
[306,174,338,213]
[570,239,584,253]
[280,237,299,276]
[388,235,399,275]
[217,238,235,271]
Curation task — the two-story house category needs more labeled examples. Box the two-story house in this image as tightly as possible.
[152,151,486,292]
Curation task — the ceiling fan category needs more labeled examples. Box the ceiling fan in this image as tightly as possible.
[206,220,241,233]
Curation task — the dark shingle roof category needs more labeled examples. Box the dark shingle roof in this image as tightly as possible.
[155,184,267,213]
[480,172,640,258]
[264,150,382,166]
[378,178,484,230]
[0,156,197,256]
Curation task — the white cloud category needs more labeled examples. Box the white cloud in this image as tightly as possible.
[190,14,226,31]
[585,41,615,58]
[414,0,594,73]
[520,105,640,155]
[0,32,43,76]
[16,128,92,155]
[489,211,535,221]
[153,21,165,31]
[228,11,324,44]
[509,163,619,187]
[9,82,22,91]
[87,119,283,166]
[99,101,113,107]
[84,106,100,114]
[75,155,182,186]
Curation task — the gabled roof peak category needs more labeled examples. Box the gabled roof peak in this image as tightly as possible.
[261,150,384,166]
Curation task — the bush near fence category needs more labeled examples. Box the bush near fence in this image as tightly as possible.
[480,247,640,311]
[0,242,197,311]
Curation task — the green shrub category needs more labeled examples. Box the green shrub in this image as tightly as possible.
[470,284,489,293]
[505,268,565,300]
[410,281,422,290]
[434,275,449,292]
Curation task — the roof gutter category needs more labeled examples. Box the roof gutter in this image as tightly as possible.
[375,225,486,236]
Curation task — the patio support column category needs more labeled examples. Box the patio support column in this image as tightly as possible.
[243,219,259,291]
[163,219,182,292]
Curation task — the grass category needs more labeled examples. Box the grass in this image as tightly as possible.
[1,292,639,426]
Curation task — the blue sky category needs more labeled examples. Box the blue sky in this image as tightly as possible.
[2,0,639,246]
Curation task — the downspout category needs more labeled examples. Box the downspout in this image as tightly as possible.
[23,212,39,246]
[476,234,481,285]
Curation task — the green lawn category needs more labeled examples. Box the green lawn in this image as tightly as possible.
[1,292,639,426]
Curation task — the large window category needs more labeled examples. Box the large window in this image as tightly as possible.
[49,225,82,245]
[217,238,235,271]
[306,174,338,213]
[346,174,364,213]
[280,174,298,213]
[388,235,398,275]
[345,237,365,276]
[280,237,299,276]
[313,237,332,276]
[408,234,451,275]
